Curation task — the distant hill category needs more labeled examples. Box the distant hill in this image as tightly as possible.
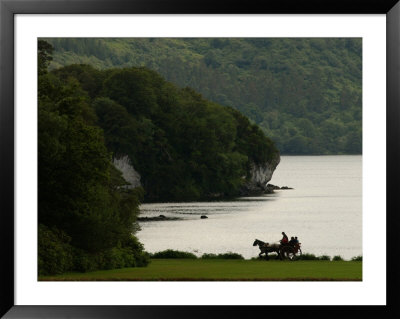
[46,38,362,155]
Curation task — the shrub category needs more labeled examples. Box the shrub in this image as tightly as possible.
[70,235,150,272]
[39,227,149,274]
[332,255,344,261]
[72,248,98,273]
[250,257,262,261]
[151,249,197,259]
[121,247,136,267]
[201,253,219,259]
[351,255,362,261]
[38,224,73,276]
[318,255,331,261]
[201,252,244,260]
[125,236,150,267]
[134,250,151,267]
[103,247,127,270]
[218,252,244,259]
[298,253,318,260]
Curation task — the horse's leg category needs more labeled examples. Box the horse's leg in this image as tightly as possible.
[265,252,269,260]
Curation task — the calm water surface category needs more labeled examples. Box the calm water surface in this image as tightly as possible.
[137,156,362,260]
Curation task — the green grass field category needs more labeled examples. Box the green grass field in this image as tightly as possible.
[39,259,362,281]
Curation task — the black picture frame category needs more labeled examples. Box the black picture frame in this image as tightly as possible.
[1,0,399,317]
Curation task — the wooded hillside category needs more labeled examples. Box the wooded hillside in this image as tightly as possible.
[46,38,362,155]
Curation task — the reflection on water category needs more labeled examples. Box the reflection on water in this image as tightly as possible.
[137,156,362,260]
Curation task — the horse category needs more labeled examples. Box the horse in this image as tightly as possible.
[252,239,282,260]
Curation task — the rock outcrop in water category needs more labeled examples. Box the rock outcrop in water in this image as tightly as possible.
[265,184,293,193]
[239,153,280,196]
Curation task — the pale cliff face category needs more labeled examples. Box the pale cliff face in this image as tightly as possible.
[250,163,275,186]
[242,153,280,194]
[113,153,280,196]
[113,155,141,188]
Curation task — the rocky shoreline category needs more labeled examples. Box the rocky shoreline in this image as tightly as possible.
[265,184,294,193]
[138,184,293,222]
[137,214,210,222]
[239,182,293,196]
[137,215,182,222]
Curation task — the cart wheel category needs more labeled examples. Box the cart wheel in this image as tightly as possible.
[281,246,296,261]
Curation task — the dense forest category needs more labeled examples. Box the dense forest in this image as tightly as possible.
[38,41,153,275]
[46,38,362,155]
[38,40,278,274]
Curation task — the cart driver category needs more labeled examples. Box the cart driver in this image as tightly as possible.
[281,232,289,244]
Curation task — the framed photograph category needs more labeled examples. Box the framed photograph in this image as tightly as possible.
[1,0,398,317]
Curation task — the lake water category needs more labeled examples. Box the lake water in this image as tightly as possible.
[137,156,362,260]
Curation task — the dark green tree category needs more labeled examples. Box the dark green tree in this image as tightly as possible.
[38,41,148,275]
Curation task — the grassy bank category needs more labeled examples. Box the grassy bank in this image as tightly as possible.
[39,259,362,281]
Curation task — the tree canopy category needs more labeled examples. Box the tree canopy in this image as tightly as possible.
[45,38,362,155]
[38,41,148,275]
